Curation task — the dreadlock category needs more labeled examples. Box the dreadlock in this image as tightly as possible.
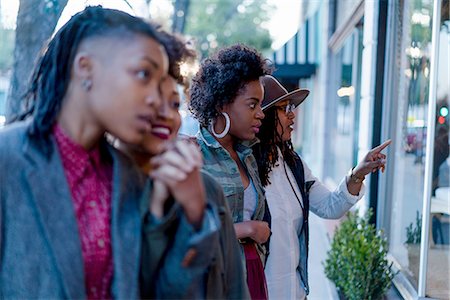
[253,106,298,186]
[10,6,162,154]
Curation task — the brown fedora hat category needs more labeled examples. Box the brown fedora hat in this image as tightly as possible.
[261,75,310,111]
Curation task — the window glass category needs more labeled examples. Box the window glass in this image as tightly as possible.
[329,30,362,184]
[426,1,449,298]
[389,0,433,289]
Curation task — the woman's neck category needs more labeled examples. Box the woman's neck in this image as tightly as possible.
[215,132,235,155]
[58,91,103,150]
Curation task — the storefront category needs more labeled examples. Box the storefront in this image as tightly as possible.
[272,0,449,298]
[380,0,449,298]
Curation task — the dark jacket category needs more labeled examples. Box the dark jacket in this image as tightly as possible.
[140,171,250,299]
[287,154,315,295]
[0,121,217,299]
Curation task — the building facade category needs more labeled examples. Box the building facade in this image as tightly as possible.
[270,0,449,299]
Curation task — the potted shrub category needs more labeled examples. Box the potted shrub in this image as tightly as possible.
[324,209,396,300]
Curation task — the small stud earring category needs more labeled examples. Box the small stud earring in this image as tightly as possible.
[82,79,92,91]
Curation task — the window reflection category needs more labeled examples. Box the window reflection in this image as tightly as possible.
[390,0,433,288]
[426,0,449,298]
[390,0,450,297]
[330,30,362,184]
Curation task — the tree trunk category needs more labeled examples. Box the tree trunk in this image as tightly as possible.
[6,0,68,121]
[172,0,190,33]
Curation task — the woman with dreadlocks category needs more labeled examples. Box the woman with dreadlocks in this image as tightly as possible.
[0,6,215,299]
[252,75,391,300]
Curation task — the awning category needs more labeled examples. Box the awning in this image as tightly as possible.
[268,12,319,80]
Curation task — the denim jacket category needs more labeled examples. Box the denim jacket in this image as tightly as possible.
[196,126,271,265]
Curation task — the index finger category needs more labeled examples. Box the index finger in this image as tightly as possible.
[371,139,392,153]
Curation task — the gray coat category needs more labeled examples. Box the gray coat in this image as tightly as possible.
[0,121,216,299]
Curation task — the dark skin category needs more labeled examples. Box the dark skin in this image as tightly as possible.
[274,99,392,195]
[211,79,270,244]
[59,35,168,149]
[119,76,205,228]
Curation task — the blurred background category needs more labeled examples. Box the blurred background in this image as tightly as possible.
[0,1,448,299]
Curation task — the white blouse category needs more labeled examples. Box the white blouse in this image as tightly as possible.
[264,148,364,300]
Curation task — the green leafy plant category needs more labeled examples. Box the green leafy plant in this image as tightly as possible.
[324,209,396,300]
[405,211,422,244]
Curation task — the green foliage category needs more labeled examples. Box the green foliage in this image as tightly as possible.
[411,0,432,44]
[324,209,396,300]
[405,211,422,244]
[0,27,15,72]
[184,0,273,58]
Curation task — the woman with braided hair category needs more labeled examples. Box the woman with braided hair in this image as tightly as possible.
[252,75,391,300]
[0,6,215,299]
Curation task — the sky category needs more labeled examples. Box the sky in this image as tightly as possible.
[0,0,302,50]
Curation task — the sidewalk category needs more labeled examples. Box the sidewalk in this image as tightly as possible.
[307,213,339,300]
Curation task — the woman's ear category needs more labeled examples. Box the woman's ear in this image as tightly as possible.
[219,103,230,115]
[73,51,93,80]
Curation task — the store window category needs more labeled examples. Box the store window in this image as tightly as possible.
[426,1,449,298]
[328,28,362,184]
[389,0,431,288]
[388,1,449,298]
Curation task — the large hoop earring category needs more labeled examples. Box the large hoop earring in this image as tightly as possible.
[209,112,230,139]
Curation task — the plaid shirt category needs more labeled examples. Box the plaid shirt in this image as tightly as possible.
[196,126,267,225]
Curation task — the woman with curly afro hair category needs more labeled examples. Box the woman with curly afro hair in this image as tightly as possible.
[189,44,272,300]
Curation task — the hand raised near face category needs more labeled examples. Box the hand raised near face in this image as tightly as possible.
[149,139,206,228]
[149,180,170,219]
[353,139,392,178]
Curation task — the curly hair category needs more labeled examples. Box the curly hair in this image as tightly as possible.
[188,44,272,127]
[252,107,299,187]
[157,28,197,88]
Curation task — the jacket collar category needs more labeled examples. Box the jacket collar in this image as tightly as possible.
[22,128,140,299]
[23,131,87,298]
[197,125,259,155]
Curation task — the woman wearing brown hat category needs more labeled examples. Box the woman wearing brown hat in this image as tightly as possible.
[252,75,391,299]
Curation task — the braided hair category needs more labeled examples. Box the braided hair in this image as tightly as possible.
[189,44,272,127]
[252,106,299,186]
[12,6,162,153]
